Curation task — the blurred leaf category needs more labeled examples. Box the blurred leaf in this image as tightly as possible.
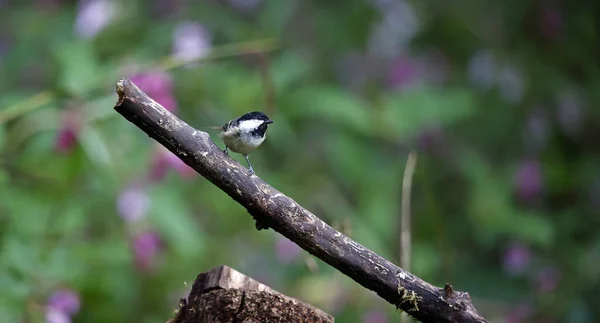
[79,123,113,169]
[1,238,40,276]
[325,132,371,186]
[0,270,32,300]
[460,150,514,245]
[357,167,400,252]
[412,243,442,279]
[0,168,7,185]
[270,51,311,94]
[1,188,50,237]
[43,246,75,282]
[54,203,86,235]
[510,212,554,248]
[0,296,22,323]
[5,105,59,152]
[85,95,120,123]
[259,0,298,38]
[148,185,205,258]
[287,86,371,134]
[0,123,5,149]
[381,86,475,138]
[0,91,54,125]
[53,41,105,97]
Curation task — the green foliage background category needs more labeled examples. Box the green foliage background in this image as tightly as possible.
[1,0,599,322]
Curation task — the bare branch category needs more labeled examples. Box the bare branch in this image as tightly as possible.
[113,78,488,323]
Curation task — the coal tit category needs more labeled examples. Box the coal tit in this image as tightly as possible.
[218,111,274,175]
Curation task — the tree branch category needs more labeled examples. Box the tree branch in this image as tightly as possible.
[113,78,488,323]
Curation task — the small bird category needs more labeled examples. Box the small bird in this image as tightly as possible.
[216,111,274,175]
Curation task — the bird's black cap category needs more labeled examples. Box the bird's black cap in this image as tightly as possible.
[237,111,272,123]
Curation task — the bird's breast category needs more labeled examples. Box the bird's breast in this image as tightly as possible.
[221,131,265,155]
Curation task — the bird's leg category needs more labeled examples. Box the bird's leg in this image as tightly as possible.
[243,154,254,175]
[223,146,229,155]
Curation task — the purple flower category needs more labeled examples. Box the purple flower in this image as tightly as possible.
[388,54,421,90]
[420,50,451,86]
[74,0,118,39]
[514,159,543,202]
[172,21,212,66]
[362,309,388,323]
[535,266,561,293]
[504,305,533,323]
[47,288,80,316]
[227,0,263,11]
[556,88,584,136]
[132,231,163,271]
[588,176,600,210]
[275,236,302,264]
[467,50,497,91]
[367,1,419,58]
[538,2,564,42]
[130,70,177,112]
[45,307,71,323]
[55,109,81,153]
[149,145,196,181]
[503,242,531,275]
[117,185,150,223]
[36,0,64,9]
[153,0,185,17]
[334,51,367,92]
[523,110,550,152]
[496,63,525,103]
[417,126,445,154]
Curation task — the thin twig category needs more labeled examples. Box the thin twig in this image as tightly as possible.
[401,151,418,272]
[400,151,418,323]
[0,91,54,124]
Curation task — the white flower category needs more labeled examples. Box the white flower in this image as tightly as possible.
[74,0,118,39]
[172,21,212,65]
[116,186,150,223]
[467,50,497,91]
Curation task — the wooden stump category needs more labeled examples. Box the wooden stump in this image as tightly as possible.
[170,265,334,323]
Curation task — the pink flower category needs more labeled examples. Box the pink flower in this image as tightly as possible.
[132,231,163,271]
[538,2,564,42]
[503,242,531,276]
[388,54,421,89]
[504,305,533,323]
[149,145,196,181]
[535,266,561,293]
[275,236,302,264]
[417,126,445,154]
[130,70,177,112]
[514,159,543,202]
[362,309,388,323]
[55,109,81,153]
[47,288,81,316]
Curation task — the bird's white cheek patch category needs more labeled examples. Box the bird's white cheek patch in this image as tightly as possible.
[238,119,264,132]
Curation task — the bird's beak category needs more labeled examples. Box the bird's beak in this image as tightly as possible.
[265,120,274,125]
